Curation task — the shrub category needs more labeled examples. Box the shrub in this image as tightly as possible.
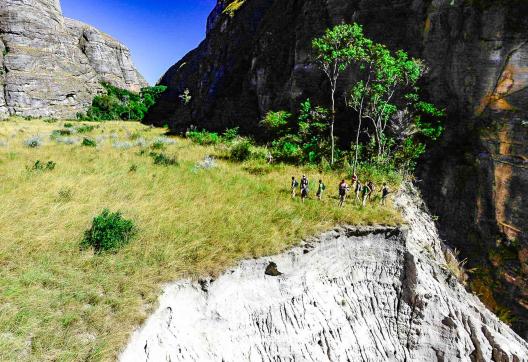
[51,129,75,139]
[229,138,253,161]
[186,130,220,145]
[82,138,97,147]
[129,164,138,173]
[64,123,74,128]
[30,160,56,171]
[24,136,43,148]
[81,209,136,253]
[75,125,95,134]
[195,155,216,170]
[150,152,178,166]
[221,127,240,143]
[57,188,73,202]
[134,138,148,148]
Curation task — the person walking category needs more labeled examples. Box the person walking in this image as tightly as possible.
[338,179,349,207]
[316,179,326,200]
[362,181,372,207]
[367,181,374,202]
[300,175,309,203]
[291,176,299,198]
[380,183,390,205]
[354,179,363,204]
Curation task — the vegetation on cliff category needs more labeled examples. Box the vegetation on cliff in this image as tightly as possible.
[78,83,167,122]
[0,118,400,361]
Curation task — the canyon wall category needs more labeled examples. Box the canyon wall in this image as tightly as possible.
[0,0,147,119]
[144,0,528,337]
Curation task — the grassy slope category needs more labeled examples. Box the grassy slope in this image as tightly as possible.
[0,119,401,361]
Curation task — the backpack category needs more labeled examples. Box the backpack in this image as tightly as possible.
[293,180,299,188]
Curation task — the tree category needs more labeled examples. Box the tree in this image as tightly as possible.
[312,23,372,165]
[345,28,444,172]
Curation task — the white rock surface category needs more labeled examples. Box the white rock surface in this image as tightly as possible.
[120,186,528,361]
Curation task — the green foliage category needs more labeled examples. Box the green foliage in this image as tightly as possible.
[79,83,167,121]
[82,138,97,147]
[229,138,253,161]
[333,22,445,173]
[150,152,179,166]
[75,124,95,134]
[30,160,56,172]
[186,129,221,145]
[221,127,240,143]
[81,209,136,253]
[260,111,292,134]
[312,23,372,73]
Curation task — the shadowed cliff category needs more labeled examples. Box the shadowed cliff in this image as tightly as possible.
[144,0,528,338]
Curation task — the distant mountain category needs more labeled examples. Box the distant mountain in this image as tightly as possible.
[0,0,147,119]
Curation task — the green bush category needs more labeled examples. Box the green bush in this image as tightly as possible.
[186,130,221,145]
[81,209,136,253]
[221,127,240,143]
[82,138,97,147]
[75,125,95,134]
[30,160,56,172]
[78,83,167,121]
[229,138,253,161]
[150,152,179,166]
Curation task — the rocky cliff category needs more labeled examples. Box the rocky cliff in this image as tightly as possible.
[0,0,147,119]
[144,0,528,337]
[120,188,528,361]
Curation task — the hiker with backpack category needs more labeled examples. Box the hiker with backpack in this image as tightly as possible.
[380,183,390,205]
[316,179,326,200]
[338,179,349,207]
[300,175,309,203]
[291,176,299,198]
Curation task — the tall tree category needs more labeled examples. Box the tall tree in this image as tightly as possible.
[346,29,444,171]
[312,23,371,165]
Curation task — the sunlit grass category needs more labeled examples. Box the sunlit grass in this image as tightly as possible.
[0,118,402,361]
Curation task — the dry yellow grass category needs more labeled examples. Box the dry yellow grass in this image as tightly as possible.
[0,118,401,361]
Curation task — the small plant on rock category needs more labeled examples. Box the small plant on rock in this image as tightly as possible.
[81,209,136,253]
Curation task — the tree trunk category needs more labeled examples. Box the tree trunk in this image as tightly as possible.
[353,116,361,176]
[330,88,336,165]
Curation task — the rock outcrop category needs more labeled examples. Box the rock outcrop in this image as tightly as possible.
[0,0,147,119]
[144,0,528,337]
[120,187,528,361]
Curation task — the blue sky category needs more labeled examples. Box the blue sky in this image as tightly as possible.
[61,0,217,85]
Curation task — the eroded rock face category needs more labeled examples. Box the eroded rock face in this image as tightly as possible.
[120,188,528,361]
[145,0,528,336]
[0,0,147,119]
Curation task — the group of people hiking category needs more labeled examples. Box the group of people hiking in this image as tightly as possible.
[291,175,390,207]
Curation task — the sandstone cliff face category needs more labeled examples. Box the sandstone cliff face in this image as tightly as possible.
[0,0,147,119]
[120,188,528,361]
[145,0,528,337]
